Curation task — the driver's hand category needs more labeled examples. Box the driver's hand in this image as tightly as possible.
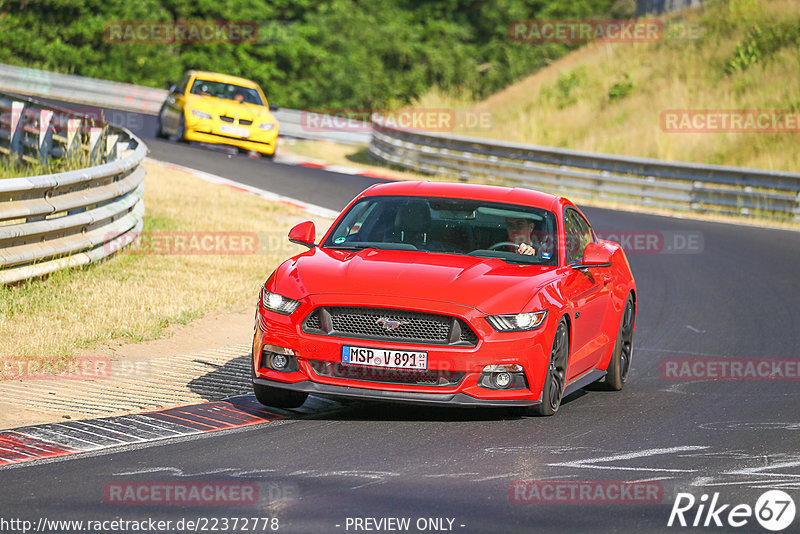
[517,243,535,255]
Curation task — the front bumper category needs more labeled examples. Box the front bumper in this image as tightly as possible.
[185,116,278,155]
[253,293,554,407]
[254,376,541,407]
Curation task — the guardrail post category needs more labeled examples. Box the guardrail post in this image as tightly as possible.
[66,118,81,155]
[795,192,800,223]
[9,101,25,163]
[38,108,53,166]
[105,132,119,162]
[89,126,104,164]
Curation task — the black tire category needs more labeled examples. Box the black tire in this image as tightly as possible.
[156,116,169,139]
[603,294,635,391]
[253,381,308,409]
[175,114,188,143]
[513,318,570,417]
[251,353,308,409]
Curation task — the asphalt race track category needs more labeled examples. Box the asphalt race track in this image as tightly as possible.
[1,101,799,533]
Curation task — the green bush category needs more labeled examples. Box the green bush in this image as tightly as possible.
[727,21,800,73]
[608,73,634,101]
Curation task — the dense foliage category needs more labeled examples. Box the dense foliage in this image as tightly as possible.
[0,0,632,109]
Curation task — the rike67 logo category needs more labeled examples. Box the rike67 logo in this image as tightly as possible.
[668,490,796,531]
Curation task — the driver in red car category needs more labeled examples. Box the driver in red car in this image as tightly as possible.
[506,217,536,255]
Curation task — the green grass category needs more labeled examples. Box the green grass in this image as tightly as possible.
[0,160,332,369]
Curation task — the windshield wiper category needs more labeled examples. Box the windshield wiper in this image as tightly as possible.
[326,242,418,251]
[468,249,541,264]
[326,244,373,250]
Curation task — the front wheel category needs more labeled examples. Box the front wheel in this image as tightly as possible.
[251,353,308,408]
[253,381,308,409]
[603,295,635,390]
[512,318,569,417]
[156,116,169,139]
[175,114,188,143]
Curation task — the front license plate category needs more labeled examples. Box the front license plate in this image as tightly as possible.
[220,125,249,138]
[342,346,427,370]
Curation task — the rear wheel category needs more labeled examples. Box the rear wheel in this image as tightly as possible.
[513,318,569,417]
[603,295,635,391]
[251,354,308,409]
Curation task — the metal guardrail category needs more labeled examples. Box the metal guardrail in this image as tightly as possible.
[0,91,147,284]
[0,63,371,144]
[369,119,800,222]
[273,109,371,144]
[0,64,167,115]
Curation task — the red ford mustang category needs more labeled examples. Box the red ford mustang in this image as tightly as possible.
[252,181,636,416]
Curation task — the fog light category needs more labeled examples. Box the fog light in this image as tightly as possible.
[494,372,512,388]
[271,353,288,370]
[478,364,527,390]
[259,344,299,373]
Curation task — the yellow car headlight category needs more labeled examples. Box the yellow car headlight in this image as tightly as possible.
[259,123,275,131]
[190,109,213,120]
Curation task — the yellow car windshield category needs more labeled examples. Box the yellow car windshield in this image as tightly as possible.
[189,79,263,105]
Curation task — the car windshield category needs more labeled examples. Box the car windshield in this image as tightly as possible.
[323,195,558,265]
[189,79,263,105]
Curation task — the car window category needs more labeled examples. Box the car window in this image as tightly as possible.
[564,208,593,264]
[323,195,558,265]
[188,79,264,105]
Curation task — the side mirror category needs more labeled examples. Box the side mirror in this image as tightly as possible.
[288,221,316,248]
[269,104,279,111]
[572,242,612,269]
[168,84,177,94]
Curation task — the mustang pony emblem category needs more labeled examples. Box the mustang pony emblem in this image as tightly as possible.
[376,318,410,332]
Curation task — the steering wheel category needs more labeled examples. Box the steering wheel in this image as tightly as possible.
[488,241,520,251]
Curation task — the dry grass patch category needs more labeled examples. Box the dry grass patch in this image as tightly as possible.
[0,160,331,369]
[413,0,800,172]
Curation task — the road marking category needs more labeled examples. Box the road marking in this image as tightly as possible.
[547,445,709,472]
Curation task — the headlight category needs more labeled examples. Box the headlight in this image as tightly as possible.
[190,109,212,119]
[486,311,547,332]
[261,288,300,315]
[259,122,275,131]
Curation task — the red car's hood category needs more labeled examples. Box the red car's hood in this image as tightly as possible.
[275,247,559,314]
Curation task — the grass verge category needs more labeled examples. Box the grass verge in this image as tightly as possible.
[0,159,331,369]
[411,0,800,172]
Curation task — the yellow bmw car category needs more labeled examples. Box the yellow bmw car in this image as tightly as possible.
[157,70,279,157]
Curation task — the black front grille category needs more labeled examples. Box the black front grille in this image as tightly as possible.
[309,360,465,386]
[302,307,478,346]
[220,116,253,125]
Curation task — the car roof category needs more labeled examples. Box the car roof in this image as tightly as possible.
[186,70,261,88]
[360,181,564,212]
